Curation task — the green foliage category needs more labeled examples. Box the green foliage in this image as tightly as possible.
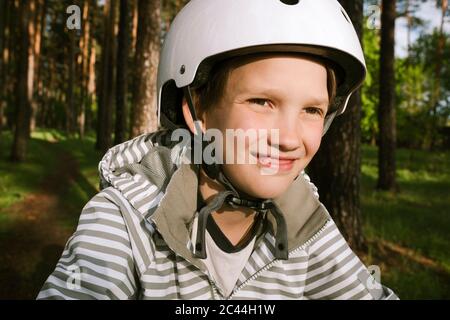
[361,13,450,149]
[361,18,380,144]
[399,30,450,149]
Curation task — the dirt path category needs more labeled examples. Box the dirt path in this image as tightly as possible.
[0,141,84,299]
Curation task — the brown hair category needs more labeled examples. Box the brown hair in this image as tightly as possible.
[190,53,338,116]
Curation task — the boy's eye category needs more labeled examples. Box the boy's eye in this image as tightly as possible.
[248,98,271,107]
[304,107,325,117]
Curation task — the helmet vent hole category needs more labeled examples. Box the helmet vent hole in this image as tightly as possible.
[341,8,351,24]
[279,0,300,5]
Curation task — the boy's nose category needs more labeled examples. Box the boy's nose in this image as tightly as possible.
[271,114,303,152]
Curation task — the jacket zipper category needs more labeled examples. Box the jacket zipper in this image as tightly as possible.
[227,219,331,300]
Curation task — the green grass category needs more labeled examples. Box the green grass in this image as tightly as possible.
[0,129,102,230]
[0,131,57,211]
[0,132,56,232]
[361,145,450,299]
[55,133,102,229]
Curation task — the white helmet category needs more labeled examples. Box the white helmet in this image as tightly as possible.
[157,0,366,133]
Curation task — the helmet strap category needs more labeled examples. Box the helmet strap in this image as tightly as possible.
[323,111,337,136]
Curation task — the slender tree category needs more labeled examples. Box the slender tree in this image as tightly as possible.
[0,0,6,133]
[96,0,117,151]
[115,0,129,144]
[11,0,34,161]
[29,0,45,133]
[377,0,397,191]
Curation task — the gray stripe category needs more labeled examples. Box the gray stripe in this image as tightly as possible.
[76,229,132,249]
[239,285,300,299]
[127,181,155,200]
[180,284,212,300]
[306,247,355,285]
[77,218,128,234]
[283,255,309,264]
[254,275,306,288]
[316,278,363,300]
[349,288,371,300]
[68,241,134,262]
[39,281,98,300]
[307,240,348,273]
[51,270,120,299]
[305,258,362,296]
[89,194,119,204]
[59,252,135,276]
[121,181,143,195]
[73,265,136,297]
[178,275,210,290]
[82,206,123,217]
[136,135,149,158]
[268,266,307,276]
[143,291,179,300]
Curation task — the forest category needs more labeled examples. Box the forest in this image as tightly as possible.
[0,0,449,299]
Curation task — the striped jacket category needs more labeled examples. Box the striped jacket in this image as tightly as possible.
[37,130,398,300]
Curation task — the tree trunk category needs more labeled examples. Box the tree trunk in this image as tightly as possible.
[96,0,117,152]
[130,0,161,137]
[130,0,138,56]
[11,0,33,162]
[67,25,76,135]
[377,0,397,191]
[0,0,6,133]
[84,0,97,135]
[86,37,97,135]
[308,0,365,252]
[6,1,20,131]
[115,0,129,144]
[29,0,44,133]
[77,0,89,139]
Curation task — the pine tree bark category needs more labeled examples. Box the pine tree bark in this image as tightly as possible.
[0,0,6,133]
[67,25,76,135]
[11,0,33,162]
[29,0,44,132]
[377,0,397,191]
[129,0,161,137]
[130,0,138,56]
[308,0,365,251]
[96,0,117,152]
[115,0,129,144]
[78,0,90,139]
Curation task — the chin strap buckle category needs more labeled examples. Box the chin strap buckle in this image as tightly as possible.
[227,196,273,211]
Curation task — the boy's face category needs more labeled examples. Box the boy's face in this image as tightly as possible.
[189,54,329,199]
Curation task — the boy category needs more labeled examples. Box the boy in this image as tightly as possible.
[38,0,398,299]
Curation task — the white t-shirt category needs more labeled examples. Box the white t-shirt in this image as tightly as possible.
[190,209,266,297]
[203,228,256,297]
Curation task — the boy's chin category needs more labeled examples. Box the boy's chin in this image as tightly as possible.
[223,164,301,200]
[248,181,292,199]
[232,175,295,200]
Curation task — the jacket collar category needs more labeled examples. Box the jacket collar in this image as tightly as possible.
[150,163,330,270]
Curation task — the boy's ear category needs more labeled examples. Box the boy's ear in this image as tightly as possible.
[181,97,206,135]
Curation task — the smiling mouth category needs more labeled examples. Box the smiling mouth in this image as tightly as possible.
[254,153,297,171]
